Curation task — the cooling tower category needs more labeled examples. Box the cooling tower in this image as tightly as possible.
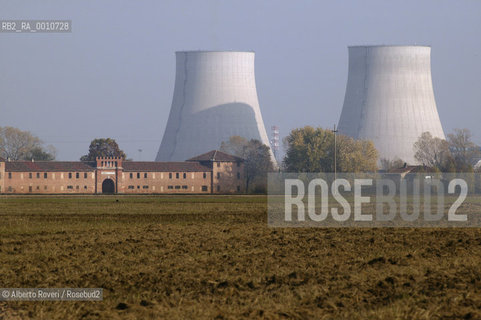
[156,51,275,163]
[337,45,445,165]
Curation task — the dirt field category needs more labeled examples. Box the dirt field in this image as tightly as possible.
[1,195,481,319]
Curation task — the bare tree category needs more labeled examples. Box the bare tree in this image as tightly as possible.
[413,132,450,168]
[380,157,405,171]
[0,126,55,160]
[447,128,481,167]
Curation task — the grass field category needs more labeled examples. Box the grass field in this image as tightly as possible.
[1,195,481,319]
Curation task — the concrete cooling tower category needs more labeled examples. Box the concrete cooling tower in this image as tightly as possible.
[337,45,445,165]
[156,51,275,163]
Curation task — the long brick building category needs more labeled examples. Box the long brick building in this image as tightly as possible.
[0,150,245,194]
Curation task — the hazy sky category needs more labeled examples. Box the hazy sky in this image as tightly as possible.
[1,0,480,160]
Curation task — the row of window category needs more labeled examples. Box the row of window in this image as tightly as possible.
[214,172,241,179]
[126,185,208,191]
[5,172,91,179]
[3,185,90,192]
[2,185,240,192]
[167,185,189,190]
[127,172,209,179]
[4,171,241,180]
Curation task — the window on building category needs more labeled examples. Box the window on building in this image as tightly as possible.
[130,173,133,179]
[137,173,140,179]
[237,186,240,192]
[84,186,87,189]
[128,185,134,189]
[76,185,79,190]
[203,172,207,179]
[237,172,240,179]
[137,185,140,189]
[8,172,12,179]
[75,172,79,179]
[44,173,48,179]
[44,186,48,190]
[183,173,186,179]
[36,186,40,190]
[167,185,173,190]
[202,186,208,192]
[29,173,32,179]
[36,173,40,179]
[29,186,32,192]
[67,185,73,189]
[143,185,149,189]
[69,173,72,179]
[217,172,220,179]
[84,173,87,179]
[176,173,179,179]
[175,185,180,189]
[169,173,172,179]
[181,185,188,189]
[217,162,220,167]
[144,173,148,178]
[217,185,220,192]
[8,186,12,192]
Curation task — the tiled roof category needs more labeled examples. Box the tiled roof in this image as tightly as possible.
[388,166,418,174]
[122,161,211,172]
[5,161,96,172]
[187,150,243,162]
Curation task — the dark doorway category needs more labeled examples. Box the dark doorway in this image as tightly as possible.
[102,179,115,194]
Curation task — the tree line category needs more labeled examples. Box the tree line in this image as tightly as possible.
[413,129,480,172]
[2,126,479,194]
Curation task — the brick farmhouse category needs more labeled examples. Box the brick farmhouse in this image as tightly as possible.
[0,150,245,194]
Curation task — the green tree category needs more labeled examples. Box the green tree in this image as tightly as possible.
[80,138,126,161]
[26,146,56,161]
[283,126,378,173]
[220,136,274,192]
[0,126,56,160]
[282,127,331,172]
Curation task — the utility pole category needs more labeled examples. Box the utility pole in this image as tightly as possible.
[138,149,143,161]
[332,124,338,181]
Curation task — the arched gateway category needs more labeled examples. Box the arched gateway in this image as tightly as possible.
[102,179,115,194]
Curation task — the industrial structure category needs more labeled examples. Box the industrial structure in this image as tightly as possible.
[156,51,275,164]
[0,150,245,194]
[337,45,445,164]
